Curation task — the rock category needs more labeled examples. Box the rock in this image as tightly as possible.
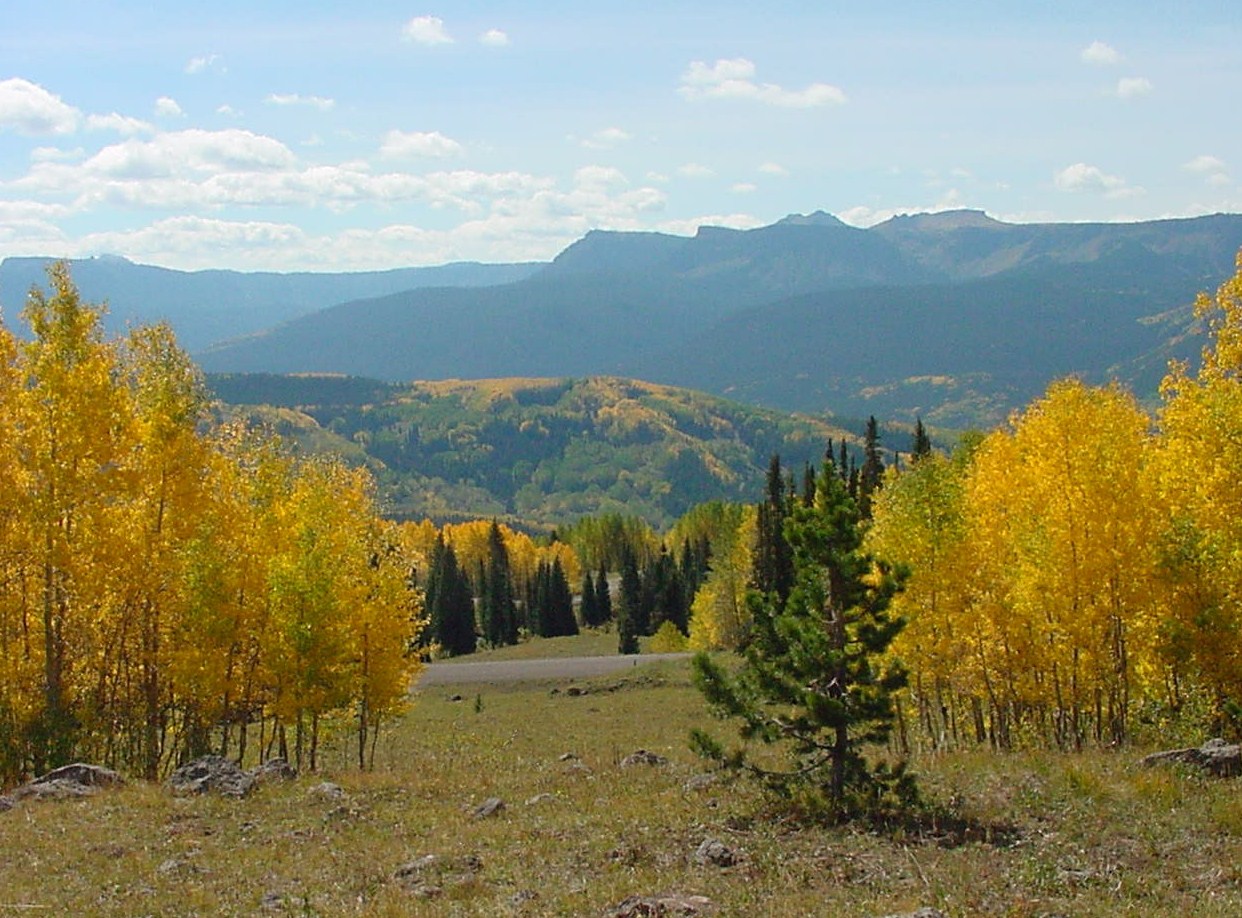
[683,773,717,792]
[874,910,947,918]
[620,749,668,768]
[7,762,126,804]
[394,854,440,881]
[1140,738,1241,777]
[565,762,594,777]
[250,758,297,783]
[471,796,506,818]
[260,891,284,911]
[525,792,556,806]
[558,752,579,761]
[607,892,716,916]
[308,781,345,800]
[168,755,255,797]
[32,763,124,789]
[693,838,738,868]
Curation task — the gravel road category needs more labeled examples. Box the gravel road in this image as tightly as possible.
[416,653,691,686]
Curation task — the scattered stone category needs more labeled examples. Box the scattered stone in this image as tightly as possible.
[566,686,588,696]
[260,891,284,911]
[250,758,297,784]
[607,892,716,916]
[0,795,14,812]
[308,781,345,801]
[168,755,255,797]
[32,763,124,789]
[394,854,440,881]
[156,856,202,878]
[410,884,443,899]
[448,694,464,702]
[565,762,594,777]
[682,773,717,792]
[511,889,539,907]
[525,792,556,806]
[1140,738,1241,777]
[874,910,947,918]
[693,838,738,868]
[472,796,506,818]
[559,752,579,761]
[620,749,668,768]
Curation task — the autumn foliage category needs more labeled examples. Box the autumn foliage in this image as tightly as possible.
[0,265,423,784]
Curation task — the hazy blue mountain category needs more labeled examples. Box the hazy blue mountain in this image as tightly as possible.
[0,255,542,351]
[45,211,1242,428]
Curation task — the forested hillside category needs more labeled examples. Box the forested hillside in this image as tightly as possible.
[208,373,877,529]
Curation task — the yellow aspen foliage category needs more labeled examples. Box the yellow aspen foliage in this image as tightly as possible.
[1151,253,1242,720]
[688,505,756,651]
[964,380,1157,746]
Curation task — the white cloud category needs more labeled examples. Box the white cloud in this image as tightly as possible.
[1116,77,1153,99]
[403,15,454,46]
[679,58,846,108]
[154,96,184,118]
[480,29,509,47]
[216,104,240,117]
[266,93,335,111]
[1184,154,1226,174]
[731,182,757,194]
[1080,41,1121,65]
[0,78,80,135]
[645,171,669,183]
[185,54,224,75]
[379,129,464,159]
[677,162,714,179]
[579,127,631,150]
[85,112,156,136]
[1053,162,1143,198]
[30,146,84,163]
[573,165,628,192]
[758,162,788,177]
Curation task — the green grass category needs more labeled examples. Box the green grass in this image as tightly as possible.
[2,659,1239,916]
[435,628,625,662]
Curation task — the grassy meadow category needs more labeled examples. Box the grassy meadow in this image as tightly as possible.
[1,639,1239,916]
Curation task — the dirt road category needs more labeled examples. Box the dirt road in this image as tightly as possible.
[416,653,691,687]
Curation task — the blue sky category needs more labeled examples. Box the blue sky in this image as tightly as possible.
[0,2,1238,271]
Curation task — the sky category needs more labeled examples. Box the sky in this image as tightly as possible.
[0,1,1239,272]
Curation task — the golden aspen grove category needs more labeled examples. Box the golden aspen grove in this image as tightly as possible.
[0,265,423,784]
[868,254,1242,749]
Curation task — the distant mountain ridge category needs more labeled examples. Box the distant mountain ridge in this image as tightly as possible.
[0,256,541,351]
[198,210,1242,427]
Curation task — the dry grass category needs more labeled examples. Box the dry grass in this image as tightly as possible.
[2,655,1239,916]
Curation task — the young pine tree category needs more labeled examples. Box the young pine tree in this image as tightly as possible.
[691,460,915,822]
[616,549,642,655]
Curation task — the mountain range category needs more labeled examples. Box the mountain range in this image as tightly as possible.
[6,209,1242,428]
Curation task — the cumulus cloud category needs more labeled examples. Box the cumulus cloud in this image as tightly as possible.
[30,146,84,163]
[679,58,846,108]
[154,96,184,118]
[0,78,80,135]
[731,182,757,194]
[677,162,714,179]
[1116,77,1153,99]
[479,29,509,47]
[1184,154,1230,187]
[403,15,454,45]
[1080,41,1121,65]
[216,104,240,117]
[573,165,629,192]
[1053,162,1143,198]
[379,129,464,159]
[579,127,631,150]
[758,162,788,177]
[185,54,224,75]
[85,112,156,136]
[266,93,335,111]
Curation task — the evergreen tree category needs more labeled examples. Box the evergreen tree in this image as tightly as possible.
[546,557,578,637]
[480,521,517,646]
[579,569,599,627]
[617,549,642,655]
[596,567,613,623]
[691,460,914,821]
[859,416,884,519]
[427,538,476,656]
[754,454,795,610]
[911,416,932,461]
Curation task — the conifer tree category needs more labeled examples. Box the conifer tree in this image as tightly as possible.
[617,549,642,654]
[579,569,599,627]
[692,460,914,820]
[596,568,613,623]
[859,416,884,519]
[911,416,932,461]
[480,521,517,646]
[427,537,476,656]
[754,454,795,610]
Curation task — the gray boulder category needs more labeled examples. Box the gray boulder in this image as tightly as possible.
[620,749,668,768]
[1140,738,1241,777]
[607,892,716,916]
[168,755,255,797]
